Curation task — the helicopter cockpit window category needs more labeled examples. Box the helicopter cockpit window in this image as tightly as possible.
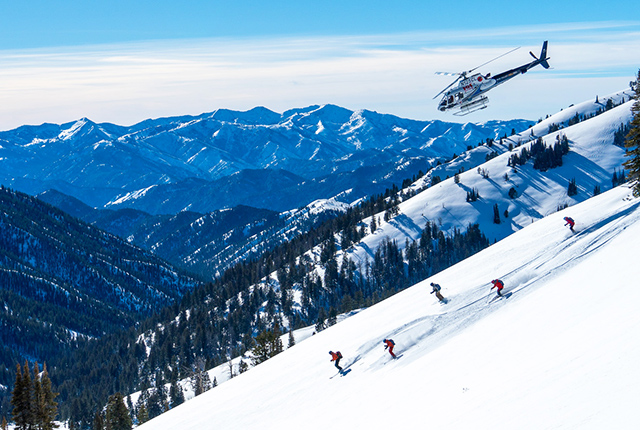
[456,93,463,100]
[448,95,454,104]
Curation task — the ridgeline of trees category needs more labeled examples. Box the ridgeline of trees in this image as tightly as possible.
[624,70,640,196]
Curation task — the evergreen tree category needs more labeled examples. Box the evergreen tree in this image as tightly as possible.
[145,387,165,419]
[624,69,640,196]
[1,416,7,430]
[190,359,209,397]
[369,215,377,234]
[567,178,578,196]
[136,403,148,426]
[32,363,42,428]
[105,393,132,430]
[35,363,58,430]
[327,307,337,327]
[93,411,104,430]
[315,307,327,333]
[251,325,284,365]
[168,381,184,409]
[11,362,32,430]
[288,330,295,348]
[493,204,501,224]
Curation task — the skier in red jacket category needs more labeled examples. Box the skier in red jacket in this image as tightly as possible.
[329,351,343,371]
[564,216,575,232]
[383,339,396,358]
[491,279,504,297]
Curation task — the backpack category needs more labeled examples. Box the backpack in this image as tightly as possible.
[337,351,342,359]
[389,339,395,346]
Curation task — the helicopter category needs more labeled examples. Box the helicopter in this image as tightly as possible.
[434,41,550,116]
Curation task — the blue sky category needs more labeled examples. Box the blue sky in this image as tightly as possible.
[0,1,638,129]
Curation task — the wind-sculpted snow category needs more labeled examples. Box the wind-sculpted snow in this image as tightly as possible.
[138,184,640,430]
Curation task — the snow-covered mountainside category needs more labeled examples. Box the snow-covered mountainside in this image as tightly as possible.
[344,90,633,264]
[137,183,640,430]
[37,189,350,277]
[0,105,531,214]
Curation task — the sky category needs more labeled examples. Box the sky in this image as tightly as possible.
[0,1,639,131]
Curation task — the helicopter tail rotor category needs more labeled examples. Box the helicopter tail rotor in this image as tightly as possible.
[529,41,550,69]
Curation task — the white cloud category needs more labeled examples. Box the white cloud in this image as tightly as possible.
[0,23,638,130]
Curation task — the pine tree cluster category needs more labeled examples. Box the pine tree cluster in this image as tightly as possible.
[466,188,480,202]
[10,362,58,430]
[508,135,569,172]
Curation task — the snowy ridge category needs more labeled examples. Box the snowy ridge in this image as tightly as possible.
[344,90,632,267]
[138,184,640,429]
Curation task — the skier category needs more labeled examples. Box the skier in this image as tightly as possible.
[329,351,343,372]
[430,282,446,302]
[490,279,505,297]
[383,339,396,358]
[564,216,575,232]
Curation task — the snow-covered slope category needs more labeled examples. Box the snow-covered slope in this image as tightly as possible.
[343,91,632,267]
[137,181,640,429]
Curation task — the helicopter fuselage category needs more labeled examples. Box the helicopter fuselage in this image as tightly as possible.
[437,41,550,115]
[437,73,496,112]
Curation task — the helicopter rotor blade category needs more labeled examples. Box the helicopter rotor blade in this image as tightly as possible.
[433,75,463,99]
[467,46,521,74]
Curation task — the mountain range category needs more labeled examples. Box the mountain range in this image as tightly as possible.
[0,105,532,214]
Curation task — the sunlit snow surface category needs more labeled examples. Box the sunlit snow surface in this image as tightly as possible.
[138,182,640,429]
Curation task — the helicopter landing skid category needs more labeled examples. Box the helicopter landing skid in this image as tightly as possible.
[453,95,489,116]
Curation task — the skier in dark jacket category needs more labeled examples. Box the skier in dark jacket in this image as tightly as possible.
[564,216,575,232]
[491,279,505,297]
[329,351,343,371]
[430,282,446,302]
[383,339,396,358]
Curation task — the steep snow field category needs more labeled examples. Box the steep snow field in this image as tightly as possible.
[138,182,640,429]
